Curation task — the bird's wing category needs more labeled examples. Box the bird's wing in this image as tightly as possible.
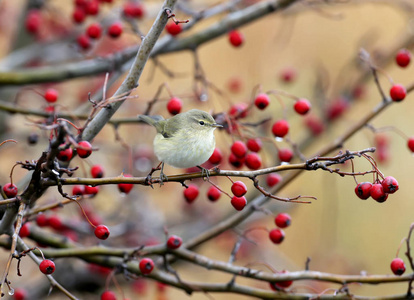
[138,115,165,134]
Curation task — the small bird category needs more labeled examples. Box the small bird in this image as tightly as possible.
[138,109,222,181]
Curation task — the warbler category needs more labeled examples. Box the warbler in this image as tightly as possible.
[138,109,222,180]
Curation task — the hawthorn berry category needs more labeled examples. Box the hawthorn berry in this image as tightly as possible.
[279,67,297,83]
[44,88,59,103]
[139,258,154,275]
[246,138,262,152]
[228,30,244,47]
[293,98,311,115]
[266,174,282,187]
[408,137,414,152]
[228,103,248,118]
[254,93,270,110]
[269,270,293,290]
[208,148,223,164]
[395,49,411,68]
[86,23,102,39]
[245,152,262,170]
[39,259,55,274]
[25,10,42,34]
[184,185,199,203]
[167,97,182,115]
[57,145,73,161]
[304,115,324,136]
[36,214,49,227]
[231,141,247,158]
[48,215,64,231]
[94,224,110,240]
[326,97,348,120]
[13,288,27,300]
[278,148,293,162]
[269,228,285,244]
[91,164,104,178]
[19,222,31,238]
[77,141,92,158]
[231,196,247,211]
[118,174,133,194]
[167,235,182,249]
[207,186,221,201]
[84,0,100,15]
[3,183,18,198]
[101,290,117,300]
[77,34,91,50]
[370,183,388,203]
[72,8,86,24]
[231,181,247,197]
[272,120,289,138]
[108,22,123,38]
[381,176,399,194]
[390,84,406,102]
[391,258,406,276]
[354,182,372,200]
[166,22,182,36]
[228,153,244,168]
[123,2,145,18]
[275,213,291,228]
[84,185,100,195]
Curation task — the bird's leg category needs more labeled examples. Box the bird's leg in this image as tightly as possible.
[145,162,165,187]
[197,165,210,181]
[159,162,168,185]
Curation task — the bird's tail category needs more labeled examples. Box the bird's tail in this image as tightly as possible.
[137,114,165,133]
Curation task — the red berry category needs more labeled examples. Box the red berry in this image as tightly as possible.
[272,120,289,138]
[254,93,270,110]
[91,164,104,178]
[266,174,282,187]
[167,97,182,115]
[279,67,297,83]
[3,183,18,198]
[245,152,262,170]
[13,288,27,300]
[390,84,406,102]
[391,258,406,276]
[275,213,291,228]
[395,49,411,68]
[408,137,414,152]
[208,148,223,164]
[184,185,199,203]
[72,7,86,24]
[25,10,42,34]
[86,22,102,39]
[84,0,100,15]
[228,153,244,168]
[207,186,221,201]
[269,228,285,244]
[84,185,100,195]
[381,176,399,194]
[167,235,182,249]
[48,215,64,231]
[118,173,133,194]
[166,22,182,36]
[231,141,247,158]
[231,196,247,211]
[231,181,247,197]
[44,88,59,103]
[77,34,91,50]
[278,148,293,162]
[246,138,262,152]
[77,141,92,158]
[354,182,372,200]
[269,270,293,289]
[36,214,49,227]
[304,115,324,136]
[293,98,311,115]
[139,258,154,275]
[227,77,243,93]
[57,145,73,161]
[228,30,244,47]
[228,103,248,118]
[94,224,110,240]
[326,97,348,120]
[75,0,87,7]
[19,223,31,238]
[370,183,388,203]
[101,290,117,300]
[123,2,145,18]
[108,22,123,38]
[39,259,55,274]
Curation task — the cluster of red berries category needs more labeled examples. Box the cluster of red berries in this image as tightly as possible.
[229,140,262,170]
[269,213,291,244]
[57,141,93,162]
[230,181,248,211]
[354,176,398,203]
[389,48,411,101]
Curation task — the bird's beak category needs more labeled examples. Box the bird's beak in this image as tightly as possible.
[212,123,223,128]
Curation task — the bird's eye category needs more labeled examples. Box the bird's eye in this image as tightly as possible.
[199,121,205,125]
